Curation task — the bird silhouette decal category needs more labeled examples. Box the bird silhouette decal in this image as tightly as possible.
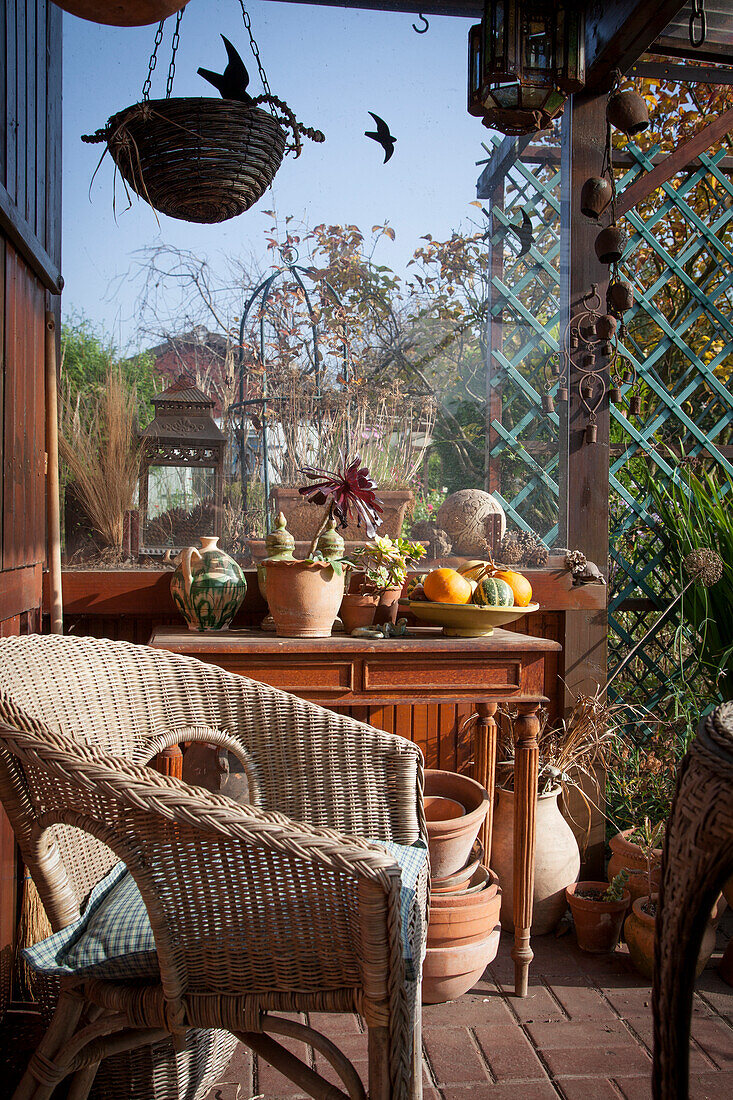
[514,210,534,257]
[198,35,253,103]
[365,112,396,163]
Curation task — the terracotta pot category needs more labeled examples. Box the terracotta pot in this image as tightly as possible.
[339,591,378,634]
[270,487,413,543]
[427,884,502,948]
[608,828,662,912]
[430,868,500,909]
[580,176,612,221]
[607,89,649,137]
[431,840,483,890]
[53,0,187,24]
[492,785,580,935]
[566,882,630,953]
[422,926,500,1004]
[624,895,717,981]
[595,225,628,265]
[374,586,403,626]
[263,559,344,638]
[432,865,492,897]
[424,770,490,880]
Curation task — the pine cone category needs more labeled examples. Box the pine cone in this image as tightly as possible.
[525,539,549,567]
[499,532,524,565]
[565,549,587,576]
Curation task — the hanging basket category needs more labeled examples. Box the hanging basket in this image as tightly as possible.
[53,2,188,26]
[88,98,288,224]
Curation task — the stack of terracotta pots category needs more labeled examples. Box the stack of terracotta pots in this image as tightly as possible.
[422,769,501,1004]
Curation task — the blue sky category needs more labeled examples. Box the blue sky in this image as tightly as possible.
[62,1,487,350]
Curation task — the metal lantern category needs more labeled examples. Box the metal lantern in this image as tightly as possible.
[468,1,585,134]
[138,376,227,556]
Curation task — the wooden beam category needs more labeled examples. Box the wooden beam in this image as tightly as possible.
[0,182,62,294]
[511,144,733,172]
[585,0,688,89]
[616,105,733,216]
[0,564,42,621]
[264,0,481,15]
[476,134,533,199]
[631,60,733,86]
[652,37,733,66]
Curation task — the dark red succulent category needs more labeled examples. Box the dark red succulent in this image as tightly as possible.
[299,456,384,536]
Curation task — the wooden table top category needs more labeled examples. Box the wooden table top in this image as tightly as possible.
[151,625,562,656]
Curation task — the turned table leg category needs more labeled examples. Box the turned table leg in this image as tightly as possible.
[475,703,498,864]
[512,703,540,997]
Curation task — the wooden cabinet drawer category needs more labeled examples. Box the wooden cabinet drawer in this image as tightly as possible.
[363,658,521,694]
[232,659,354,694]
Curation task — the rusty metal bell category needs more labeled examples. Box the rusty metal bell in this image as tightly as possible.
[580,176,613,221]
[595,225,628,265]
[628,393,643,415]
[585,422,598,444]
[542,393,555,414]
[557,384,569,402]
[609,385,622,403]
[608,279,635,314]
[596,313,618,340]
[600,341,612,356]
[607,89,649,137]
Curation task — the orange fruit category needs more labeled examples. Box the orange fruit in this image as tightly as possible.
[493,569,533,607]
[423,568,473,605]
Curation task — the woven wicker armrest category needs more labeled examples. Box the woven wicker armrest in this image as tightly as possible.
[0,721,408,1007]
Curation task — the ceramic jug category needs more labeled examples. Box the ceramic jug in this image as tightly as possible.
[170,536,247,631]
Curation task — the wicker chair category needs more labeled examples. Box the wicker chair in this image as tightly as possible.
[0,633,427,1100]
[652,701,733,1100]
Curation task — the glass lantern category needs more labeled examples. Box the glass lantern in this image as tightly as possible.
[468,1,585,133]
[138,376,226,555]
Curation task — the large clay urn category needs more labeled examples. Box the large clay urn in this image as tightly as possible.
[54,2,188,26]
[492,785,580,935]
[170,536,247,632]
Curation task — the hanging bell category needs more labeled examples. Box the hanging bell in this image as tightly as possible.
[595,225,628,265]
[600,341,612,356]
[608,280,635,314]
[570,335,579,350]
[580,176,613,221]
[557,384,569,402]
[585,422,598,444]
[622,368,633,383]
[596,313,618,340]
[581,377,596,398]
[583,353,596,367]
[542,393,555,414]
[607,89,649,137]
[628,393,643,416]
[609,385,622,403]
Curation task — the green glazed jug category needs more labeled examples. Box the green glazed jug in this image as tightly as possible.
[171,536,247,632]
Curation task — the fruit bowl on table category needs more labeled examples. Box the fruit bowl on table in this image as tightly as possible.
[407,600,539,637]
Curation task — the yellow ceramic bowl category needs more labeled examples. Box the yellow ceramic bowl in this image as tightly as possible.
[408,600,539,637]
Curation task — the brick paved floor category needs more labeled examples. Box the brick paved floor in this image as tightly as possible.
[203,911,733,1100]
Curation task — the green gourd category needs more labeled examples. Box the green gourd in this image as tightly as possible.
[473,575,514,607]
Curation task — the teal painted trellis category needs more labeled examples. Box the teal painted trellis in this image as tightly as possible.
[480,134,563,545]
[608,141,733,709]
[479,132,733,713]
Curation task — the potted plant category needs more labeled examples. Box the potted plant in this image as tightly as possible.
[340,535,426,633]
[263,456,382,638]
[492,687,619,935]
[608,823,662,911]
[566,870,631,953]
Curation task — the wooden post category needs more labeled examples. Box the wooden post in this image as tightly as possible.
[45,311,63,635]
[511,703,540,998]
[560,92,610,878]
[476,703,498,864]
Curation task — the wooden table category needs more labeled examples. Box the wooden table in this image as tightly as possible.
[150,625,562,997]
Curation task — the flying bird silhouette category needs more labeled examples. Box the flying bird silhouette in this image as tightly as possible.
[198,36,252,103]
[364,112,396,163]
[514,210,534,257]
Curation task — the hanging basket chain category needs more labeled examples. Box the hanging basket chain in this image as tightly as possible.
[239,0,276,116]
[165,7,185,99]
[690,0,707,48]
[142,20,165,101]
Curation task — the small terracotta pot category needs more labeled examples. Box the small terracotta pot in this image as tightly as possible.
[431,840,483,890]
[595,225,628,265]
[432,865,492,897]
[422,926,501,1004]
[374,586,403,626]
[427,885,502,948]
[339,591,378,634]
[607,89,649,137]
[566,881,630,953]
[580,176,612,221]
[608,828,661,912]
[263,559,344,638]
[430,868,500,909]
[624,895,717,981]
[424,770,490,880]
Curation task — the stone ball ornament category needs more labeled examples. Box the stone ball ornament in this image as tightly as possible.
[437,489,506,556]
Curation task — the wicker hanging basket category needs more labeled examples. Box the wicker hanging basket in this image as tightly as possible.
[85,97,289,224]
[53,2,188,26]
